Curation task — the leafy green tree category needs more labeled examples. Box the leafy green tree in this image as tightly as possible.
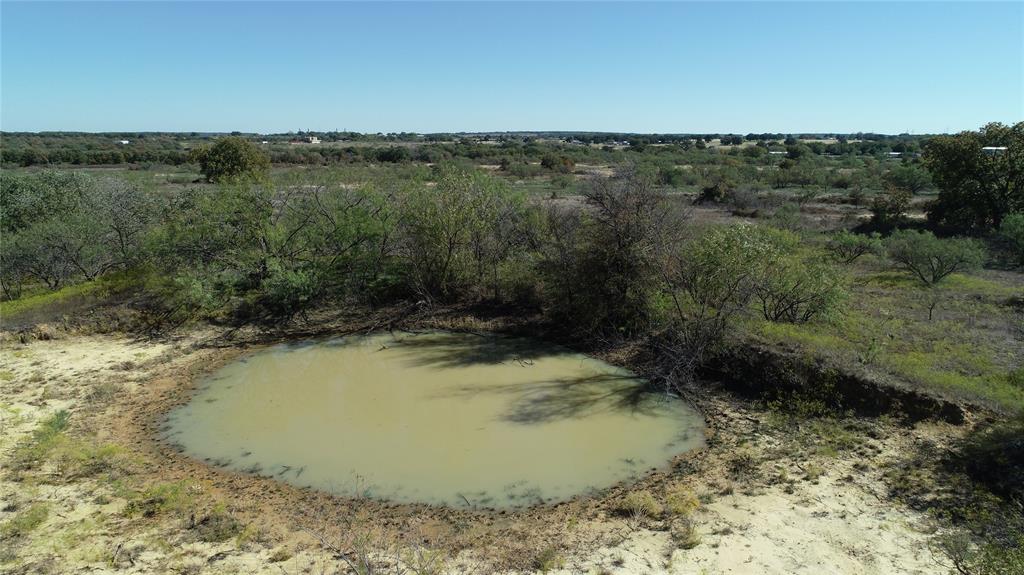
[0,171,92,234]
[786,144,811,161]
[541,154,575,174]
[999,212,1024,266]
[398,167,527,303]
[886,230,986,287]
[743,145,767,158]
[826,230,883,263]
[869,189,911,229]
[755,257,846,323]
[189,137,270,183]
[149,179,390,322]
[0,173,155,295]
[661,224,794,350]
[883,164,931,194]
[540,169,679,335]
[924,122,1023,232]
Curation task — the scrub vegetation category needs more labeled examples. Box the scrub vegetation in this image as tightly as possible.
[1,122,1022,574]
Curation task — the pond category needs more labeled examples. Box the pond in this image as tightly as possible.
[163,331,705,508]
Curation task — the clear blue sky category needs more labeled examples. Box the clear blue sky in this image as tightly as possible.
[1,1,1021,134]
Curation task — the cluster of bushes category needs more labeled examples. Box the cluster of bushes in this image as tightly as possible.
[1,161,855,370]
[0,171,153,297]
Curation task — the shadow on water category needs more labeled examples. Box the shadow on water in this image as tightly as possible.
[384,331,578,370]
[434,372,666,425]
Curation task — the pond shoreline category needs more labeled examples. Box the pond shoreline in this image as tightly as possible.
[0,305,973,573]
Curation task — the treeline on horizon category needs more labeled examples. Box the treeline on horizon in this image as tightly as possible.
[1,130,930,168]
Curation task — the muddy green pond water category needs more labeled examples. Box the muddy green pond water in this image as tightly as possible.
[164,331,705,508]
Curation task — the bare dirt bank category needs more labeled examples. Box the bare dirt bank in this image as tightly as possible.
[0,322,962,574]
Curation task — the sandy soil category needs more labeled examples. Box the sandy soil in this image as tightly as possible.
[0,329,955,574]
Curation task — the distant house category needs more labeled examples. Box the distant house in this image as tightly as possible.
[306,136,321,144]
[982,146,1008,155]
[888,152,902,157]
[768,151,786,155]
[118,140,130,145]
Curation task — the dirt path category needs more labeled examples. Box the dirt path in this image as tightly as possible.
[0,332,951,574]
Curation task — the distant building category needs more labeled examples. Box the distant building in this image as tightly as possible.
[768,151,786,155]
[982,146,1008,155]
[118,140,130,145]
[306,136,321,144]
[888,152,902,157]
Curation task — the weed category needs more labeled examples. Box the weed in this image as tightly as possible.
[727,451,759,480]
[124,481,196,519]
[268,547,293,563]
[532,546,563,573]
[665,485,700,517]
[670,517,701,550]
[85,381,122,404]
[618,490,663,520]
[8,410,70,473]
[192,507,244,543]
[52,440,128,480]
[0,502,49,539]
[803,463,825,482]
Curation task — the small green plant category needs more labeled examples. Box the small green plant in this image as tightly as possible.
[0,502,49,539]
[8,409,70,472]
[52,440,127,480]
[192,506,244,543]
[869,188,911,228]
[124,481,196,519]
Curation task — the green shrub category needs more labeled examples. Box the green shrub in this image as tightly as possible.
[999,212,1024,266]
[254,264,320,322]
[870,189,911,228]
[769,203,804,232]
[826,230,883,263]
[755,257,847,323]
[886,230,986,287]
